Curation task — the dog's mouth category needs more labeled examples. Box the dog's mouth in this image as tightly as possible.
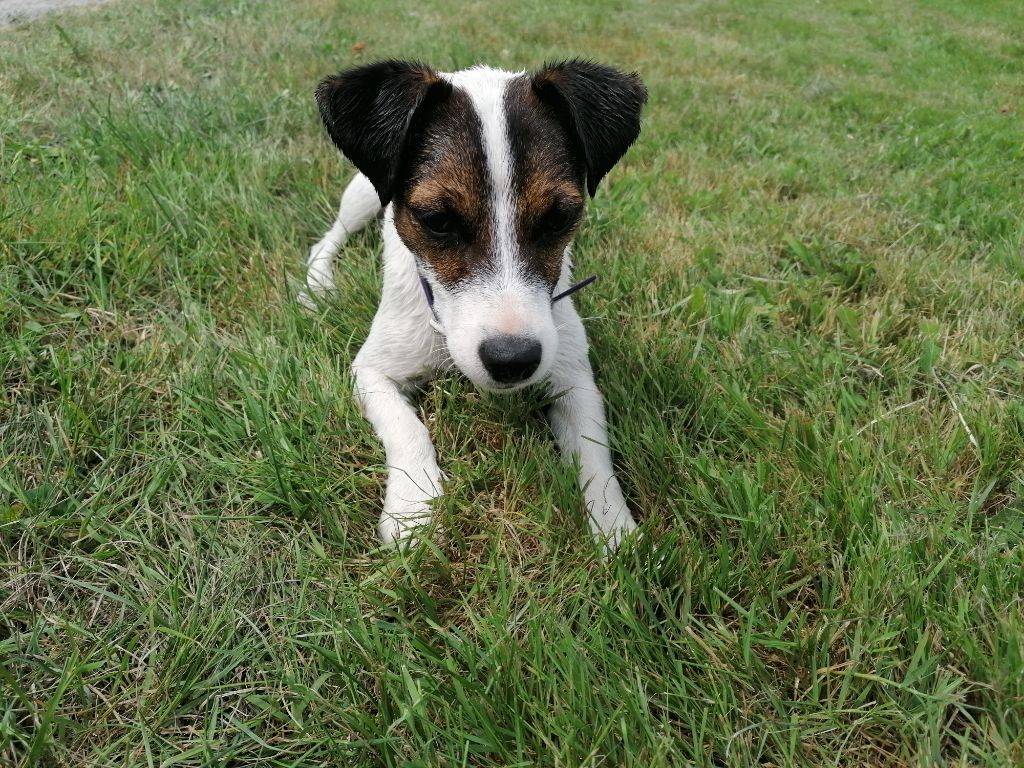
[473,372,547,394]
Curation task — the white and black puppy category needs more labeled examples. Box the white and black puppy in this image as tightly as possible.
[304,59,647,553]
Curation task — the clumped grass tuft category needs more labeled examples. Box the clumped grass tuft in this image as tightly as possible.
[2,0,1023,765]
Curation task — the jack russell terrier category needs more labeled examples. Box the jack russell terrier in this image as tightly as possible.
[303,59,647,553]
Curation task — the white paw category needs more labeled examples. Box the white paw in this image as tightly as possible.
[306,239,338,288]
[593,506,638,557]
[297,240,339,310]
[378,496,434,547]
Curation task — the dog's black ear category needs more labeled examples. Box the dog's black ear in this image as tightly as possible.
[531,59,647,196]
[315,60,451,205]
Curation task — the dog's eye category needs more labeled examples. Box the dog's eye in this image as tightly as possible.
[537,206,579,239]
[415,210,462,241]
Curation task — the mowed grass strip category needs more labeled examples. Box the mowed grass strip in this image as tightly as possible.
[2,0,1023,765]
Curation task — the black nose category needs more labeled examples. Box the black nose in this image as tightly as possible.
[478,335,542,384]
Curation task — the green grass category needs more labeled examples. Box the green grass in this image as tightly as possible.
[2,0,1023,765]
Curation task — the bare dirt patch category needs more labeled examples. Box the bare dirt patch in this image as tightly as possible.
[0,0,111,26]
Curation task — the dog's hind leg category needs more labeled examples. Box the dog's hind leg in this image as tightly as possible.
[302,173,381,303]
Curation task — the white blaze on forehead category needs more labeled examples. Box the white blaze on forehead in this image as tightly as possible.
[441,66,524,288]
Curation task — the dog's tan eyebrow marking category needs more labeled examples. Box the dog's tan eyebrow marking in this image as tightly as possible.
[406,177,476,215]
[405,181,446,210]
[521,178,584,217]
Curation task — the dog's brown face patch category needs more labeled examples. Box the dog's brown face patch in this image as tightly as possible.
[392,88,492,287]
[391,75,587,290]
[505,75,587,286]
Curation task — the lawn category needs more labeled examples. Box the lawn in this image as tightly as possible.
[2,0,1023,765]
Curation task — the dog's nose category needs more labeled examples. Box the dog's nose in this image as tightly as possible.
[478,335,542,384]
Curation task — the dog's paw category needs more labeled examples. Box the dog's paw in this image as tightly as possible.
[602,514,634,557]
[378,497,433,547]
[305,239,338,290]
[593,505,638,558]
[297,241,339,311]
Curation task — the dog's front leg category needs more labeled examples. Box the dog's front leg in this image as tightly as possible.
[547,309,638,553]
[352,340,442,546]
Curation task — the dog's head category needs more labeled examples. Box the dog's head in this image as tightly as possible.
[315,60,646,391]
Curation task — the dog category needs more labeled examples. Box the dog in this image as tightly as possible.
[304,59,647,553]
